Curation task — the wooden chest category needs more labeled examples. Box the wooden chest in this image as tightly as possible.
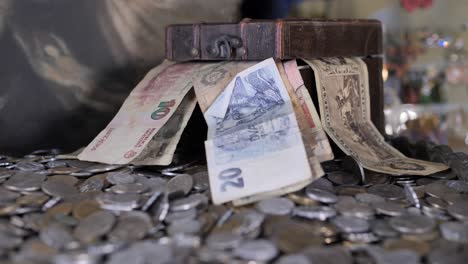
[165,19,384,133]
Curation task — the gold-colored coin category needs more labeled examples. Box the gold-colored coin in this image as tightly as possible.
[288,192,319,206]
[383,238,431,255]
[72,199,101,220]
[47,175,79,186]
[16,193,49,207]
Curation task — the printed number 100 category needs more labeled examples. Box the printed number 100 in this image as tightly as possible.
[218,168,244,192]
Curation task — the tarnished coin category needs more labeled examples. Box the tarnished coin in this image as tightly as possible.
[327,171,360,185]
[16,193,49,208]
[425,196,448,210]
[256,197,294,215]
[4,172,46,192]
[47,166,81,175]
[166,174,193,197]
[234,239,278,262]
[336,185,366,196]
[288,191,320,206]
[303,246,352,264]
[47,175,79,186]
[337,201,374,219]
[332,216,369,233]
[389,213,436,234]
[74,211,116,244]
[367,184,404,200]
[370,219,399,238]
[305,187,338,204]
[307,177,335,193]
[363,171,390,186]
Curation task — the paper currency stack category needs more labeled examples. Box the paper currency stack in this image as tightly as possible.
[78,56,448,205]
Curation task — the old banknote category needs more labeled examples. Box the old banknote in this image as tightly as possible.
[304,57,448,175]
[283,60,334,162]
[204,58,313,205]
[193,61,256,112]
[78,60,200,165]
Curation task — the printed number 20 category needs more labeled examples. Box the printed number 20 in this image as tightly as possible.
[218,168,244,192]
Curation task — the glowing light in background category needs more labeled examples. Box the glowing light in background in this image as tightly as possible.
[382,64,389,82]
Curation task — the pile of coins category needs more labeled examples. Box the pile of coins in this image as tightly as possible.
[0,140,467,264]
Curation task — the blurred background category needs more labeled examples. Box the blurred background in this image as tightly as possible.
[1,0,467,155]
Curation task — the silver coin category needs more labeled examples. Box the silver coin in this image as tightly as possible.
[370,219,399,238]
[167,218,202,235]
[446,180,468,194]
[275,254,311,264]
[192,171,210,191]
[424,181,452,198]
[234,239,278,262]
[74,211,116,244]
[389,213,436,234]
[170,193,208,212]
[256,197,294,215]
[83,164,123,174]
[53,252,99,264]
[293,205,336,221]
[106,172,135,185]
[41,180,79,198]
[164,208,198,223]
[367,184,404,200]
[79,175,105,193]
[4,172,46,192]
[108,212,151,242]
[166,174,193,197]
[110,183,148,194]
[439,221,468,243]
[355,193,385,204]
[425,196,448,210]
[343,232,379,243]
[373,201,405,217]
[15,161,45,172]
[338,201,375,219]
[305,187,338,204]
[404,184,421,209]
[332,216,370,233]
[96,193,140,211]
[0,187,21,202]
[39,223,77,250]
[447,200,468,221]
[206,232,243,250]
[327,171,360,185]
